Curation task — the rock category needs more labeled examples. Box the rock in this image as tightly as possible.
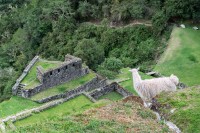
[0,122,6,133]
[193,26,198,30]
[170,108,176,114]
[166,121,181,133]
[180,24,185,28]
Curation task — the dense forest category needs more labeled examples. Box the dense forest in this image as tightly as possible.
[0,0,200,102]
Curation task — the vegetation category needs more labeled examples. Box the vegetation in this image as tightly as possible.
[2,0,200,101]
[157,87,200,133]
[15,95,109,127]
[98,91,123,101]
[13,98,169,133]
[31,72,96,101]
[155,27,200,86]
[97,57,123,79]
[0,96,39,118]
[0,0,200,132]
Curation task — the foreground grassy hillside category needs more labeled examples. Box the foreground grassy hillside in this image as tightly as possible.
[13,97,169,133]
[157,87,200,133]
[15,95,94,127]
[155,27,200,86]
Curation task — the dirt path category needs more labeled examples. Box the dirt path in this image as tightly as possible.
[88,19,152,28]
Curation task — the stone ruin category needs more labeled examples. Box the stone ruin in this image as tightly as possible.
[12,54,132,103]
[12,54,89,98]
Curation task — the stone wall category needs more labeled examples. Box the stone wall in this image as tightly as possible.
[12,56,39,95]
[22,67,91,98]
[40,58,82,85]
[1,93,83,124]
[114,83,133,97]
[36,66,44,83]
[34,76,107,103]
[89,82,132,100]
[20,54,89,98]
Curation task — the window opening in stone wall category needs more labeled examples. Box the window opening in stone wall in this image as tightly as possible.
[50,71,52,75]
[58,69,60,73]
[65,66,68,69]
[73,63,76,67]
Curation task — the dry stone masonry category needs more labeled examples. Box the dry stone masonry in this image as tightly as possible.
[36,75,107,103]
[12,54,132,104]
[12,56,39,95]
[89,82,132,100]
[12,54,90,98]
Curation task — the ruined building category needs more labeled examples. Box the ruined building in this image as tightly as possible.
[12,54,89,98]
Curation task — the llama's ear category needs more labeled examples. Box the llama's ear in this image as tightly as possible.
[137,67,140,70]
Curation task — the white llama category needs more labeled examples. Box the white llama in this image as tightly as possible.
[129,68,179,107]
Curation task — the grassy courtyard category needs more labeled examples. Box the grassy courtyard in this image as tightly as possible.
[31,72,96,101]
[0,96,40,118]
[155,27,200,86]
[21,59,62,89]
[98,91,123,101]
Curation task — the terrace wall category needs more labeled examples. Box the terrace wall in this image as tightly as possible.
[21,66,90,98]
[12,56,39,95]
[89,82,132,100]
[33,75,107,103]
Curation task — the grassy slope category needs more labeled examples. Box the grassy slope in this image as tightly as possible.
[31,72,96,100]
[98,91,123,101]
[14,98,169,133]
[155,27,200,86]
[157,87,200,133]
[0,96,40,118]
[112,68,152,95]
[22,59,62,89]
[15,95,109,127]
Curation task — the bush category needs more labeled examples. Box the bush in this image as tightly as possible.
[101,57,123,72]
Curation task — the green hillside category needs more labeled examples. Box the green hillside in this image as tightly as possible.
[0,0,200,133]
[14,96,169,133]
[155,27,200,86]
[157,87,200,133]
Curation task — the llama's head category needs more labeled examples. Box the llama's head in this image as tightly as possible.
[129,67,140,73]
[170,74,179,85]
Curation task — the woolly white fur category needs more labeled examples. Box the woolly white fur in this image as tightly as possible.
[129,69,179,102]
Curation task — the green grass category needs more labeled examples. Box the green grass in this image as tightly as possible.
[112,68,152,95]
[98,91,123,101]
[157,87,200,133]
[155,27,200,86]
[13,96,167,133]
[0,96,40,118]
[31,72,96,101]
[21,59,62,89]
[15,117,127,133]
[15,95,109,127]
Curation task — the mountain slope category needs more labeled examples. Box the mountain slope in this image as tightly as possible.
[155,27,200,86]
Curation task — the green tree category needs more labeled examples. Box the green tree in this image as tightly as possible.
[102,57,123,72]
[74,39,104,69]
